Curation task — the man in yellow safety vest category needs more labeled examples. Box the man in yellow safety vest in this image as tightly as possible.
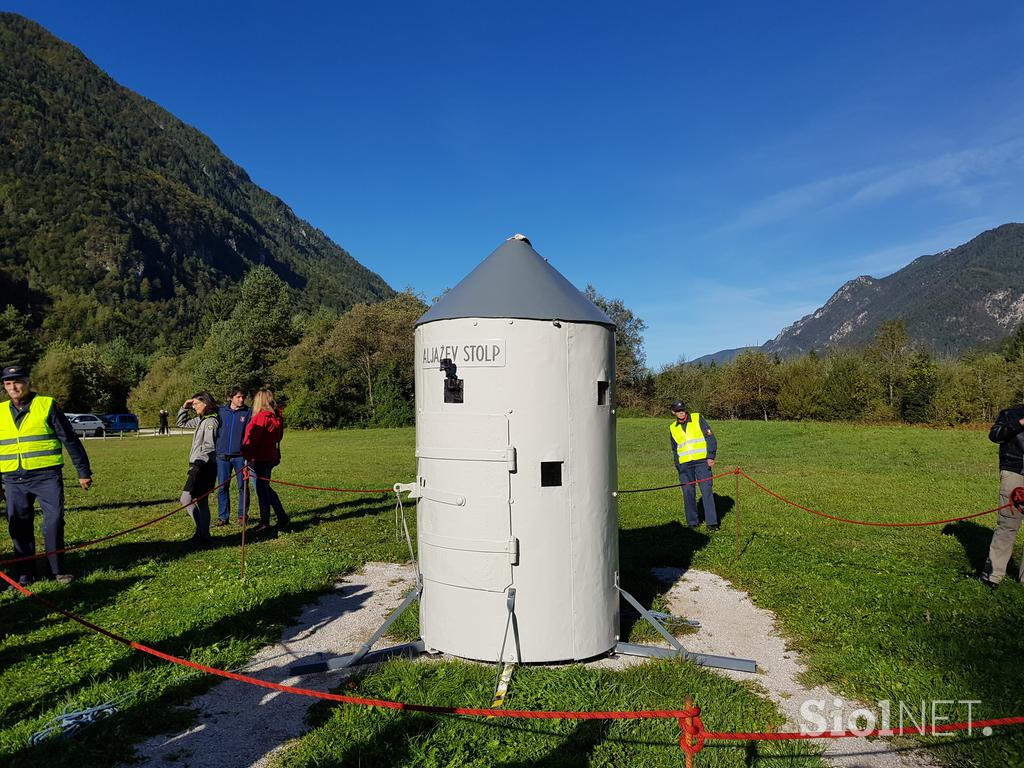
[1,365,93,588]
[669,400,719,530]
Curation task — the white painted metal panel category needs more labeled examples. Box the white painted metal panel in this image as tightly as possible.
[415,307,617,662]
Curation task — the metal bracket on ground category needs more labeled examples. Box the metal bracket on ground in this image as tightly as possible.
[614,583,756,674]
[289,582,423,676]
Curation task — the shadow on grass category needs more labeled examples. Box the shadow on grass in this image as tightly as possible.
[332,713,441,767]
[0,575,146,729]
[67,498,177,513]
[618,521,711,640]
[0,629,86,669]
[48,494,395,576]
[496,719,613,767]
[3,580,373,768]
[701,491,736,526]
[942,519,1003,575]
[283,498,396,534]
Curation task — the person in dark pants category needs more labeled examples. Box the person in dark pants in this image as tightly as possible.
[241,388,289,534]
[1,365,93,587]
[176,392,220,545]
[158,409,169,435]
[979,403,1024,588]
[669,400,719,530]
[215,386,251,526]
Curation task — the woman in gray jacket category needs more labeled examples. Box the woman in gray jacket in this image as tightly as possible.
[176,392,221,545]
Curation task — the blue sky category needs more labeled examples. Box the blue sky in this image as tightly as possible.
[6,1,1024,365]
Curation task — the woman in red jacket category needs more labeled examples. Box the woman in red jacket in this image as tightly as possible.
[241,388,289,533]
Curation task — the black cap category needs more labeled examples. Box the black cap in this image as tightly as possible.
[670,400,687,412]
[2,365,29,381]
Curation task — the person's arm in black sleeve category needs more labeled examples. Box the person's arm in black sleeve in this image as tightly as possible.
[670,429,680,469]
[990,409,1024,444]
[50,407,92,478]
[700,416,718,460]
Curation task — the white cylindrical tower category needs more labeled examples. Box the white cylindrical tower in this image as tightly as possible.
[413,235,618,663]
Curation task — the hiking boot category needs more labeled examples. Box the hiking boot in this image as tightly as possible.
[251,524,272,535]
[214,520,229,527]
[55,574,74,585]
[276,514,291,530]
[707,524,720,531]
[976,576,998,590]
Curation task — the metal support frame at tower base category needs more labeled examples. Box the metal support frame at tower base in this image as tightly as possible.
[615,583,757,674]
[289,583,423,676]
[290,640,427,676]
[613,642,757,673]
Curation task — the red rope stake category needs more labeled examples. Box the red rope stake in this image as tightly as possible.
[739,471,1009,528]
[734,467,741,561]
[0,473,238,567]
[240,465,250,580]
[679,698,705,767]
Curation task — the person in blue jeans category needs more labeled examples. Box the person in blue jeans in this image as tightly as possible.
[669,400,719,530]
[215,386,252,526]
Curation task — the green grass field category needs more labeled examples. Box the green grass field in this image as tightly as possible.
[1,420,1022,767]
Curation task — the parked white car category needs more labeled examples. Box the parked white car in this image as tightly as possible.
[65,413,106,437]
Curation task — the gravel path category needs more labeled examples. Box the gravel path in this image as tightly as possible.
[124,563,939,768]
[124,562,417,768]
[659,567,940,768]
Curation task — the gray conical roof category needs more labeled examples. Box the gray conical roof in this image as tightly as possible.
[417,237,614,327]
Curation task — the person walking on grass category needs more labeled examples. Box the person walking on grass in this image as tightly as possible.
[176,392,221,546]
[158,408,169,435]
[1,365,92,587]
[215,386,251,527]
[241,388,288,535]
[979,403,1024,588]
[669,400,719,530]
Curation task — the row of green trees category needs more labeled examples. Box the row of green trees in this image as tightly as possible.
[124,268,424,427]
[637,321,1024,425]
[13,266,1024,427]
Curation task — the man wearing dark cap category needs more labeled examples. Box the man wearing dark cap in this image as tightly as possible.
[1,365,93,587]
[669,401,719,530]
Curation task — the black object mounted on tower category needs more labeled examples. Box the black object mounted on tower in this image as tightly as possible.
[440,358,464,403]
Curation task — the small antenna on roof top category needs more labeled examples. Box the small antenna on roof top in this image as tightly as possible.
[508,233,532,246]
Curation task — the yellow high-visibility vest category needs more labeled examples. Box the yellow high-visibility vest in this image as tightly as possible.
[0,395,64,473]
[670,412,707,463]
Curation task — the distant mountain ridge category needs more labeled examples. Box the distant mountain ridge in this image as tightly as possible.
[692,223,1024,363]
[0,13,393,350]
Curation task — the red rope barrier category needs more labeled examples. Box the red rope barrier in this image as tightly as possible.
[259,476,393,494]
[0,473,237,567]
[4,570,1023,765]
[0,569,696,718]
[738,470,1008,527]
[616,468,738,495]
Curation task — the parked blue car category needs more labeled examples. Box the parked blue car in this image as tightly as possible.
[100,413,140,433]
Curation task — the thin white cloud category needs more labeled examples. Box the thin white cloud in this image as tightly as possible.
[847,138,1024,206]
[727,167,880,230]
[723,131,1024,232]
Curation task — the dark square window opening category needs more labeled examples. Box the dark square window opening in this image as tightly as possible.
[597,381,609,405]
[541,461,563,487]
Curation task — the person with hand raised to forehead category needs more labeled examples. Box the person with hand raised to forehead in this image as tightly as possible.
[176,392,220,546]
